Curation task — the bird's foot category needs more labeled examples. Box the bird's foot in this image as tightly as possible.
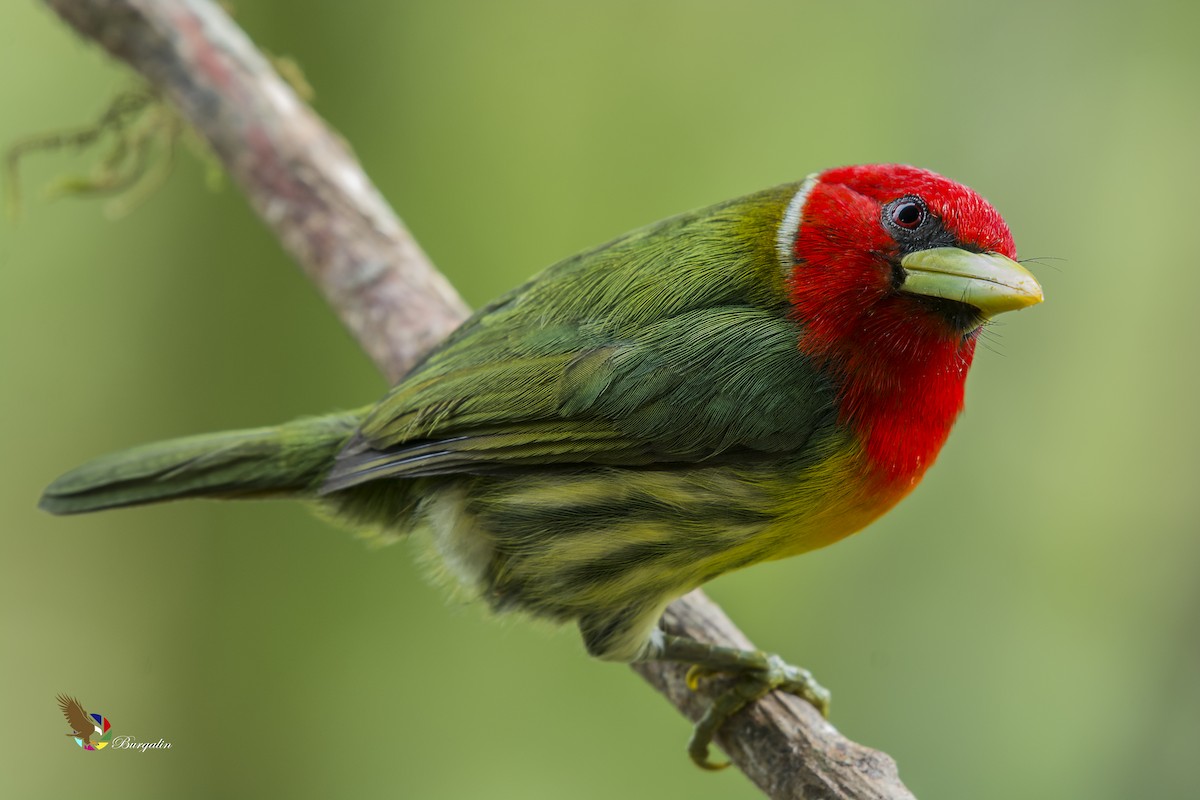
[652,634,830,770]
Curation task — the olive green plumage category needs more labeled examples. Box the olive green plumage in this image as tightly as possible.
[325,182,833,485]
[42,181,846,660]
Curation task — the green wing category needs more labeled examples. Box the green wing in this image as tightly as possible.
[321,183,837,492]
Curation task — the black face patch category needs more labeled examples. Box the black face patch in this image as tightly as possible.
[881,195,987,333]
[908,294,984,335]
[881,195,972,257]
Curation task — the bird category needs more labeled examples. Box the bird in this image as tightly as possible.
[40,164,1043,767]
[58,695,96,747]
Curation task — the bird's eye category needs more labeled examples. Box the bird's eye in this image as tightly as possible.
[890,199,926,230]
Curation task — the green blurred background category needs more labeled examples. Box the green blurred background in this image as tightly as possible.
[3,0,1198,797]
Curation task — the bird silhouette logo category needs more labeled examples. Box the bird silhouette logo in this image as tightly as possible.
[57,695,113,751]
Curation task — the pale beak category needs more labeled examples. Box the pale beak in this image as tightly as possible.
[900,247,1044,317]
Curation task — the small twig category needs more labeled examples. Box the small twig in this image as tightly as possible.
[4,88,154,217]
[39,1,915,797]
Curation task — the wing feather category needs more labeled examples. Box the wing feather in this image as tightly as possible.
[322,307,835,492]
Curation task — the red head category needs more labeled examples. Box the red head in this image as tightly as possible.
[779,164,1042,485]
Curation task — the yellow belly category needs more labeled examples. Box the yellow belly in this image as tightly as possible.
[763,436,917,560]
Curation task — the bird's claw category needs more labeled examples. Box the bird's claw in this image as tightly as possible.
[763,654,831,718]
[684,653,830,770]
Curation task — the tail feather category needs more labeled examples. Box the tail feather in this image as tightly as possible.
[40,413,362,515]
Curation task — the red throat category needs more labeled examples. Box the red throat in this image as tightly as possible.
[800,301,977,487]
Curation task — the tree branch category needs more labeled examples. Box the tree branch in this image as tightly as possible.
[40,1,914,797]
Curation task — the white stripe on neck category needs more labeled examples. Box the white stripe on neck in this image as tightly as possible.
[776,173,818,273]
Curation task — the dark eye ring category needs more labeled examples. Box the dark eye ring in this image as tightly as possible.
[890,198,926,230]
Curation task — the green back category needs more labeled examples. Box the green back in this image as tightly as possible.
[322,183,839,492]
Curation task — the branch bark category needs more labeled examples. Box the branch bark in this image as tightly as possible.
[41,2,914,797]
